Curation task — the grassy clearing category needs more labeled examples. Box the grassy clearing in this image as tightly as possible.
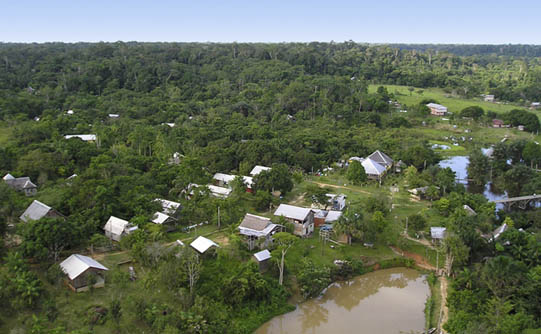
[369,84,535,116]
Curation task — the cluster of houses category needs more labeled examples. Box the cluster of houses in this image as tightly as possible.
[3,173,37,196]
[189,165,271,199]
[348,150,400,182]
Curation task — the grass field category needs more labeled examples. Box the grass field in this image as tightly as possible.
[368,84,537,116]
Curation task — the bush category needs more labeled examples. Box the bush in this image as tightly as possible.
[296,259,331,299]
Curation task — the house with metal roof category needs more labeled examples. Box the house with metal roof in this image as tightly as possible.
[361,158,387,181]
[154,198,181,216]
[367,150,394,170]
[238,213,283,250]
[274,204,314,237]
[250,165,271,176]
[190,236,219,254]
[431,227,447,243]
[64,134,97,142]
[20,200,64,222]
[60,254,109,292]
[427,103,448,116]
[212,173,254,192]
[4,173,37,196]
[313,210,342,227]
[103,216,138,241]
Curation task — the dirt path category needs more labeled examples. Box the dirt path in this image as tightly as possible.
[309,181,372,194]
[403,233,435,249]
[439,276,449,333]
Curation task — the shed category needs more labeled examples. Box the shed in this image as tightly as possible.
[250,165,271,176]
[60,254,108,292]
[4,173,38,196]
[103,216,137,241]
[151,212,176,226]
[20,200,63,222]
[190,236,219,254]
[253,249,272,271]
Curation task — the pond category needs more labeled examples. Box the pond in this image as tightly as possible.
[256,268,429,334]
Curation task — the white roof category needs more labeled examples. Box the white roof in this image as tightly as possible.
[151,212,171,224]
[176,239,185,247]
[362,158,386,176]
[325,211,342,223]
[108,114,120,118]
[190,236,218,254]
[60,254,108,280]
[274,204,312,221]
[253,249,272,262]
[103,216,130,236]
[427,103,448,111]
[154,198,181,214]
[349,156,364,162]
[208,185,232,198]
[243,176,254,188]
[165,123,175,127]
[64,134,97,141]
[213,173,236,184]
[431,227,446,239]
[250,165,271,176]
[67,110,74,114]
[3,173,15,180]
[492,223,508,240]
[20,200,53,223]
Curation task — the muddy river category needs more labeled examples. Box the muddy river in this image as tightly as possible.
[256,268,429,334]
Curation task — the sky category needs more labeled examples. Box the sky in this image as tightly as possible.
[2,0,540,44]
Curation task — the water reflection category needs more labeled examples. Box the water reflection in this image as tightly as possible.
[256,268,428,334]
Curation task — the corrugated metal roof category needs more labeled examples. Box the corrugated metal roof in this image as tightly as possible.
[367,150,393,168]
[431,227,446,239]
[3,173,14,180]
[208,185,232,198]
[325,211,342,223]
[64,134,97,141]
[103,216,130,236]
[152,212,171,224]
[250,165,271,176]
[190,236,218,254]
[274,204,312,221]
[362,158,386,176]
[60,254,108,280]
[213,173,236,183]
[20,200,52,222]
[154,198,181,215]
[253,249,271,262]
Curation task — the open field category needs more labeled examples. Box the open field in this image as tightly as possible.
[369,84,540,117]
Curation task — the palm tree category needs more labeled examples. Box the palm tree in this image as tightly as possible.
[333,209,363,245]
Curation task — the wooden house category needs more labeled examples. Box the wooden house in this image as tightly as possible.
[238,213,282,250]
[20,200,64,222]
[103,216,138,241]
[60,254,108,292]
[4,173,37,196]
[274,204,314,237]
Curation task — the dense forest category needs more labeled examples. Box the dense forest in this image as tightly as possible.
[0,42,540,334]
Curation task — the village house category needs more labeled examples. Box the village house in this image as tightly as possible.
[154,198,181,216]
[274,204,314,237]
[20,200,64,222]
[481,223,508,241]
[190,236,219,254]
[484,95,495,102]
[187,183,232,199]
[361,158,387,181]
[238,213,283,250]
[253,249,272,272]
[250,165,271,176]
[3,173,37,196]
[492,119,509,128]
[103,216,138,241]
[212,173,254,192]
[327,194,347,211]
[367,150,394,170]
[108,113,120,118]
[408,186,439,201]
[427,103,448,116]
[150,198,181,230]
[64,134,97,142]
[431,227,446,244]
[59,254,109,292]
[531,102,540,110]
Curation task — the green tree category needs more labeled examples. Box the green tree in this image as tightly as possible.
[522,142,541,168]
[271,232,297,285]
[346,160,367,185]
[460,106,484,119]
[334,208,364,245]
[467,148,490,186]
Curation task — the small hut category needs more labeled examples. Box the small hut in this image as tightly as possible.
[253,249,272,272]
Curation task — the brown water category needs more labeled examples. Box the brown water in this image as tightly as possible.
[256,268,429,334]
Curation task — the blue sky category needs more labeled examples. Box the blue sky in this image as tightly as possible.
[2,0,540,44]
